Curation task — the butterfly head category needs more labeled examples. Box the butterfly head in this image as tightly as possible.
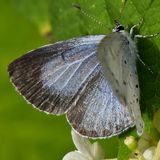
[112,20,125,33]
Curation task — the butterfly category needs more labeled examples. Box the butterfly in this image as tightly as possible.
[8,20,146,138]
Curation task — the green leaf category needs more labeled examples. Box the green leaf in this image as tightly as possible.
[49,0,112,40]
[117,129,138,160]
[118,138,132,160]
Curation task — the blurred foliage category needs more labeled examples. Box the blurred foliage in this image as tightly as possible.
[0,1,72,160]
[1,0,160,159]
[11,0,51,36]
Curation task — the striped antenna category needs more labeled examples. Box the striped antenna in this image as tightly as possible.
[72,3,106,28]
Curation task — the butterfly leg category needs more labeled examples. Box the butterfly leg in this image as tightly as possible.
[130,19,143,36]
[135,32,160,39]
[136,54,153,73]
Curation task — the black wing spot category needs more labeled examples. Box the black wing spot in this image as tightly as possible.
[136,98,139,102]
[116,79,119,85]
[123,80,127,85]
[134,94,136,97]
[116,89,119,93]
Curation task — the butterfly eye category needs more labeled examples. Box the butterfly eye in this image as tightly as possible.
[117,25,124,31]
[113,20,125,32]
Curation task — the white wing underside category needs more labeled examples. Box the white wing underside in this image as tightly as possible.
[97,32,144,135]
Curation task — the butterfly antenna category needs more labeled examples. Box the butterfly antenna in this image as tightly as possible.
[137,54,153,74]
[72,3,106,28]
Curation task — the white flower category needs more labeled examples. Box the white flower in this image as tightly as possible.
[142,140,160,160]
[143,146,156,160]
[63,130,105,160]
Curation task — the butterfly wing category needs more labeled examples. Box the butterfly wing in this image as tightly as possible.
[8,35,105,115]
[8,34,135,137]
[67,66,134,138]
[97,32,133,105]
[97,32,144,135]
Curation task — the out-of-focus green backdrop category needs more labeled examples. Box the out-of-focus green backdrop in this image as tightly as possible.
[0,1,72,160]
[1,0,160,159]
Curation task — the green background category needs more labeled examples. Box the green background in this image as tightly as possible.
[0,1,72,160]
[1,0,160,159]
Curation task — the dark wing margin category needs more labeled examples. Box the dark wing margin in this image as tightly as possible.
[8,35,105,115]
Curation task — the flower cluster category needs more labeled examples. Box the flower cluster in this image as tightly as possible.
[124,135,160,160]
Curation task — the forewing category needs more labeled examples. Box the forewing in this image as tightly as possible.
[8,35,105,115]
[67,65,134,138]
